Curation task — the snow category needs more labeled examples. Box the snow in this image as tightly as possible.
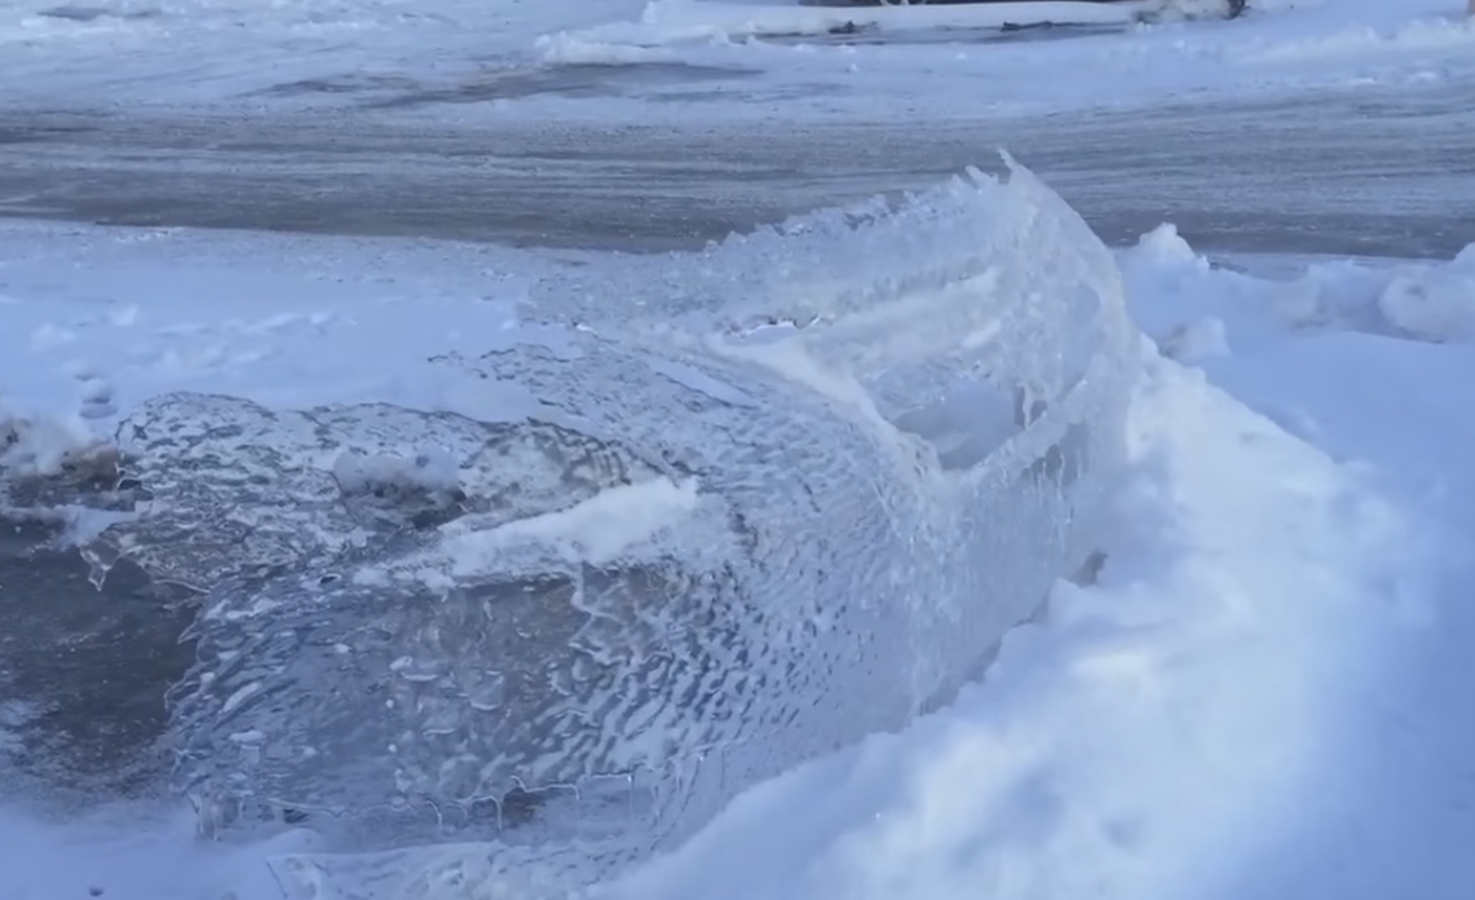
[549,1,1159,46]
[1377,244,1475,341]
[331,448,462,498]
[0,805,313,900]
[0,221,572,472]
[602,359,1438,900]
[3,0,1471,119]
[1121,224,1475,346]
[440,477,702,570]
[0,413,102,478]
[590,235,1475,900]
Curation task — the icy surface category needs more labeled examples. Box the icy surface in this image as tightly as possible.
[2,162,1136,891]
[169,165,1129,878]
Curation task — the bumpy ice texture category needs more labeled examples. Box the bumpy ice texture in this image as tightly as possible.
[69,162,1135,892]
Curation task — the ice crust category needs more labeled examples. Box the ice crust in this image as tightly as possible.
[4,163,1136,891]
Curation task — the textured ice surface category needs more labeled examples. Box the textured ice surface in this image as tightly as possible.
[3,163,1136,892]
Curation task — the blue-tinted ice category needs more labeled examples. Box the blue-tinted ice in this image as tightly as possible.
[10,163,1137,893]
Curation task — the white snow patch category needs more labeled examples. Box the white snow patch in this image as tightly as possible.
[29,323,77,351]
[537,31,680,65]
[1157,315,1230,362]
[0,805,314,900]
[0,412,108,478]
[1376,243,1475,342]
[220,682,261,717]
[564,0,1156,47]
[1122,229,1475,349]
[1242,15,1475,64]
[443,476,701,571]
[331,447,460,496]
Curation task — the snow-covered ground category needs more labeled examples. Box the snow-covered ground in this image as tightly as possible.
[3,1,1475,899]
[2,0,1472,118]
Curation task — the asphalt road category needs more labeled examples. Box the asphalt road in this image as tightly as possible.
[1,59,1471,258]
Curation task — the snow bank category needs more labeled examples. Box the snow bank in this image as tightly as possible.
[1122,226,1475,349]
[0,0,652,106]
[1241,14,1475,64]
[554,0,1157,47]
[5,0,1467,121]
[1376,244,1475,341]
[602,343,1465,900]
[595,222,1475,900]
